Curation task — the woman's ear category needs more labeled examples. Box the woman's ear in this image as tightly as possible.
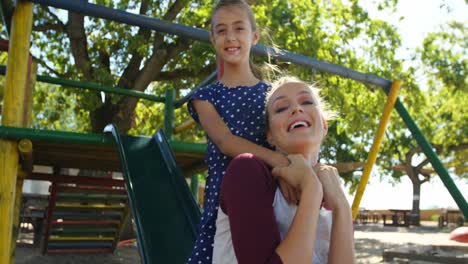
[266,131,275,148]
[322,118,328,136]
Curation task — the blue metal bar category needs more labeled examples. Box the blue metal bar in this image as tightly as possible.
[174,70,217,108]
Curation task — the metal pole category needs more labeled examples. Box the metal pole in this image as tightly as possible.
[393,99,468,218]
[0,66,166,103]
[174,71,217,108]
[36,74,166,103]
[174,119,196,135]
[0,125,114,145]
[10,60,35,264]
[190,174,199,202]
[351,80,401,220]
[0,1,33,263]
[0,125,208,154]
[169,140,206,154]
[0,0,14,35]
[164,89,175,140]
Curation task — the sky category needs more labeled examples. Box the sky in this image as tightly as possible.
[344,0,468,210]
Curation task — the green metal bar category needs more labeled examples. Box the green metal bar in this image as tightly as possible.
[169,140,206,154]
[0,125,207,154]
[0,125,112,145]
[393,99,468,218]
[190,174,198,202]
[36,75,166,103]
[164,89,175,140]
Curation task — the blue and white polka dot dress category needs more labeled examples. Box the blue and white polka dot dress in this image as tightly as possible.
[187,81,271,263]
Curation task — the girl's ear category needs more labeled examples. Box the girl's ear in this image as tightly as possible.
[252,30,259,45]
[210,33,215,46]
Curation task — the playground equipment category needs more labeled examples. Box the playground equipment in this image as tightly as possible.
[106,124,200,263]
[41,174,129,254]
[0,1,467,264]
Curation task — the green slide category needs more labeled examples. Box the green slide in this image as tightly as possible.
[106,124,201,264]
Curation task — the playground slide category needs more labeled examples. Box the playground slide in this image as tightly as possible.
[106,124,201,264]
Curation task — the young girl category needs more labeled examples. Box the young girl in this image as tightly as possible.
[187,0,293,263]
[213,76,356,263]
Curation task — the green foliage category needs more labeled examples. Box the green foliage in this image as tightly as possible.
[32,82,90,131]
[419,22,467,93]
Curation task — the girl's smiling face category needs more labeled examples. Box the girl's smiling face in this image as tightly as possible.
[266,82,327,155]
[210,5,258,66]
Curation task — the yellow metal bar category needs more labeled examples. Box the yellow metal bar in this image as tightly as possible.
[55,204,125,209]
[0,2,34,263]
[174,119,196,134]
[18,139,33,172]
[351,80,402,220]
[10,62,36,264]
[10,168,26,264]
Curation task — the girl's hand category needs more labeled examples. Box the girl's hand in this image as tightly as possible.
[273,152,290,168]
[272,154,320,192]
[273,153,300,204]
[313,164,349,211]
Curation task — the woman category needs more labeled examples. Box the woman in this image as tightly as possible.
[212,76,356,264]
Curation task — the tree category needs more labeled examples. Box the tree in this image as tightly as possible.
[32,0,215,133]
[377,21,467,224]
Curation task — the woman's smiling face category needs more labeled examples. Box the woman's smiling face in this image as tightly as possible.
[266,82,327,155]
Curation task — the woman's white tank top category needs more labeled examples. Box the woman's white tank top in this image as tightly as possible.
[213,188,332,264]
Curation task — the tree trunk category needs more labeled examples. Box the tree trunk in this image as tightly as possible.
[89,103,119,133]
[410,181,421,226]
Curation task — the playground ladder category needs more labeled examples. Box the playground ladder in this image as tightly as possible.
[41,176,130,254]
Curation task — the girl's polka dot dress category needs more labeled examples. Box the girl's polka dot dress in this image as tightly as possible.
[186,81,271,263]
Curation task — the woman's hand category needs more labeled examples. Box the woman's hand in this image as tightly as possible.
[313,164,349,211]
[272,154,321,192]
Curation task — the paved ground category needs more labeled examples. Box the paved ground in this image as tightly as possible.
[354,222,467,263]
[14,221,467,263]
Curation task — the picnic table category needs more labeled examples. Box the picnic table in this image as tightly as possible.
[383,209,410,227]
[438,209,465,228]
[356,209,379,224]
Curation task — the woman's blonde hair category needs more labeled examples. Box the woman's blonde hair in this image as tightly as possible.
[264,76,336,131]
